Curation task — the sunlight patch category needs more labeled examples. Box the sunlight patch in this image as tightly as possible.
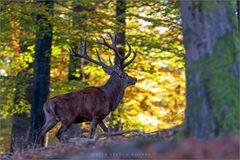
[138,113,159,127]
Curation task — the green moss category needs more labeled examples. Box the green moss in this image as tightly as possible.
[173,126,187,140]
[225,0,238,26]
[186,31,239,135]
[193,1,220,11]
[194,1,237,27]
[209,32,239,134]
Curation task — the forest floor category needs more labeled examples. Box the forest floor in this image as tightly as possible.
[1,126,239,160]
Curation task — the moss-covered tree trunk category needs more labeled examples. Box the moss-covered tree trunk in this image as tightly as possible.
[237,0,240,34]
[180,1,239,138]
[28,1,54,146]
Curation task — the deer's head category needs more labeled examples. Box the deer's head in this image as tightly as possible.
[69,34,137,88]
[103,66,137,88]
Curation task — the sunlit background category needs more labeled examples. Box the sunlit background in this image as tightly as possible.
[0,0,185,153]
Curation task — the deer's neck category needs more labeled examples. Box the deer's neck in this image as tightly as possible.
[100,73,125,111]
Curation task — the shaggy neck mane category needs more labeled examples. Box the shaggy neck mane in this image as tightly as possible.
[100,73,125,111]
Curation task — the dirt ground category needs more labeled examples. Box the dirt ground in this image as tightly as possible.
[1,128,239,160]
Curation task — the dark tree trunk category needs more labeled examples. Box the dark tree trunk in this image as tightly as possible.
[180,1,239,138]
[28,1,54,146]
[11,66,32,152]
[115,0,126,66]
[11,113,29,151]
[107,0,126,133]
[11,81,31,152]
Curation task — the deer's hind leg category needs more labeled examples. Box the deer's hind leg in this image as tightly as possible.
[55,119,74,142]
[37,112,58,146]
[90,117,102,138]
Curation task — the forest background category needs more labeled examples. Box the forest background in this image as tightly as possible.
[0,0,239,155]
[0,0,184,152]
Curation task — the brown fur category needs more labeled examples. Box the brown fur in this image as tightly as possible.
[47,87,110,122]
[37,34,137,146]
[37,87,111,144]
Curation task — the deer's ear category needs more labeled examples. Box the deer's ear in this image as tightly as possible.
[103,67,112,75]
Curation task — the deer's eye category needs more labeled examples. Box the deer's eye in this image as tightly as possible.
[119,75,124,79]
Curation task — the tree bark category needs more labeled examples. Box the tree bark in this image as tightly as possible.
[180,1,239,138]
[28,0,54,146]
[11,68,32,152]
[11,113,29,151]
[107,0,127,133]
[115,0,126,66]
[237,0,240,35]
[11,99,31,152]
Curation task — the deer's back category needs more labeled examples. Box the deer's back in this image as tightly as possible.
[44,87,110,121]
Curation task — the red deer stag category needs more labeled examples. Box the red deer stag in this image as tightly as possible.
[37,34,137,144]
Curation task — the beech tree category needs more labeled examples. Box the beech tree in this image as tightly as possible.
[180,1,239,138]
[28,1,54,145]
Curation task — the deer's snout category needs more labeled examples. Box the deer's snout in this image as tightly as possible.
[133,78,137,84]
[129,77,137,85]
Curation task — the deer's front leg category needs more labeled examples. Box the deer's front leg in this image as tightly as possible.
[99,120,108,132]
[99,120,108,133]
[90,117,99,138]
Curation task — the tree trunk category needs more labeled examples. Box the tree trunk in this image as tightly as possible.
[107,0,126,133]
[11,113,29,151]
[11,78,31,151]
[28,0,54,146]
[115,0,126,66]
[180,1,239,138]
[237,0,240,34]
[11,68,32,152]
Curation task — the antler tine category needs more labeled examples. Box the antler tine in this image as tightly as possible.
[122,45,137,69]
[80,38,86,54]
[122,42,132,61]
[93,34,137,69]
[109,34,124,62]
[95,49,104,64]
[79,38,83,47]
[96,34,124,62]
[68,46,75,56]
[108,56,113,66]
[69,39,109,68]
[101,35,113,49]
[107,33,124,62]
[107,32,116,45]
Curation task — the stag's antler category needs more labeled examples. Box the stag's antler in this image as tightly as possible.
[96,33,137,69]
[69,39,112,68]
